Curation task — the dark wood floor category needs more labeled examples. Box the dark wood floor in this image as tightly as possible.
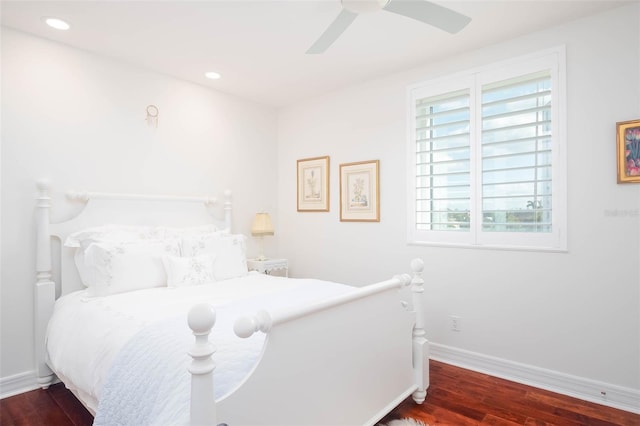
[1,361,638,425]
[380,361,640,426]
[0,379,93,426]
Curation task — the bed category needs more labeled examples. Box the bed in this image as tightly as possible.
[34,179,429,426]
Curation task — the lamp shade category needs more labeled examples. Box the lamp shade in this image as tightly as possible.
[251,212,274,236]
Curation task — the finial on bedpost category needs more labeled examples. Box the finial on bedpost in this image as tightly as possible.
[188,304,217,426]
[234,310,272,338]
[66,190,90,202]
[36,179,50,193]
[410,258,429,404]
[35,179,55,388]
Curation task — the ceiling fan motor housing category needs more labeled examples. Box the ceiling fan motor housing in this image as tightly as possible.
[341,0,390,14]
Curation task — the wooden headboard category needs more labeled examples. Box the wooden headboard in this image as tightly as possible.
[34,179,232,387]
[36,180,232,297]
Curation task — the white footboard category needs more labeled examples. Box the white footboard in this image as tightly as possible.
[188,259,428,426]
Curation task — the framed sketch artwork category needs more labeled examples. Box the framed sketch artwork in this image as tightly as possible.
[297,156,330,211]
[340,160,380,222]
[617,119,640,183]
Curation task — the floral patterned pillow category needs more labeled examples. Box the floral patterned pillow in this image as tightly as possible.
[64,225,164,248]
[82,239,180,297]
[181,233,248,281]
[161,225,219,240]
[162,254,216,287]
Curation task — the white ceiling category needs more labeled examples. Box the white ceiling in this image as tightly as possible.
[1,1,631,107]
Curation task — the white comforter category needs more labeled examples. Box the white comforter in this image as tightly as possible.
[46,273,353,424]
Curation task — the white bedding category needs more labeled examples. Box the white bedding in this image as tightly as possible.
[46,273,354,422]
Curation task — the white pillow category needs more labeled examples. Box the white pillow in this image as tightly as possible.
[181,233,248,281]
[212,241,248,281]
[69,225,164,288]
[180,231,222,257]
[82,239,180,297]
[64,224,164,248]
[161,225,219,240]
[162,254,216,288]
[74,249,92,288]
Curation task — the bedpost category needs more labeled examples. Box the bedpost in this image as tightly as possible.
[410,258,429,404]
[223,190,232,233]
[35,179,55,388]
[188,304,217,426]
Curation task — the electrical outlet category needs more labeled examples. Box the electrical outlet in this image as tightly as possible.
[450,315,461,332]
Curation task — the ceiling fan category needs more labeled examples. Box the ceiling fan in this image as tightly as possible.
[306,0,471,54]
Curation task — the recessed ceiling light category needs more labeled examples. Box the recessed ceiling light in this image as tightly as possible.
[205,71,222,80]
[44,17,70,30]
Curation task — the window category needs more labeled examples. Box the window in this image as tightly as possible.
[408,48,566,251]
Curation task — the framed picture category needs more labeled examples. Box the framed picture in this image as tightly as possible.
[297,156,330,211]
[617,119,640,183]
[340,160,380,222]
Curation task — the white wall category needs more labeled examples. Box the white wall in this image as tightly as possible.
[0,28,278,384]
[277,2,640,406]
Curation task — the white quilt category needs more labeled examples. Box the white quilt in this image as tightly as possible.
[45,273,353,425]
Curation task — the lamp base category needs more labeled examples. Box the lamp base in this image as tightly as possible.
[255,236,268,261]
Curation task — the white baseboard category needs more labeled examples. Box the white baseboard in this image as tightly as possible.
[0,370,40,399]
[430,343,640,415]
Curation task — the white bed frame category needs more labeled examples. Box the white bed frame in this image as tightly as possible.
[35,180,429,426]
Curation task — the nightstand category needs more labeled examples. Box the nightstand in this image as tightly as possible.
[247,258,288,277]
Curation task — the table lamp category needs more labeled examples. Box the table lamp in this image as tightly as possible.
[251,212,274,261]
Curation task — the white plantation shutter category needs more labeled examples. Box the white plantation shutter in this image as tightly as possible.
[408,48,566,251]
[415,89,471,232]
[481,71,552,233]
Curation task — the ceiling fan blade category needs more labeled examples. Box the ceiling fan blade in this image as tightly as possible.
[306,9,358,54]
[383,0,471,34]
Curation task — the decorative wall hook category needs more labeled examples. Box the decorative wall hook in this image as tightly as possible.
[146,104,159,128]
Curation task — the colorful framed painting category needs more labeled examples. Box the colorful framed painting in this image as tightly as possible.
[340,160,380,222]
[617,119,640,183]
[297,156,330,211]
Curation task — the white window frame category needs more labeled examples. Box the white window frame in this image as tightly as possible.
[407,46,567,252]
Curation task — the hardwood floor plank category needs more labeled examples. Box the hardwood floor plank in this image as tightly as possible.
[526,390,639,426]
[423,388,489,421]
[481,393,585,426]
[523,418,557,426]
[481,414,524,425]
[0,389,73,426]
[47,384,94,426]
[431,386,528,424]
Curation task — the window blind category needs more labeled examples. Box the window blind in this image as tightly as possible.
[415,89,471,231]
[481,71,552,233]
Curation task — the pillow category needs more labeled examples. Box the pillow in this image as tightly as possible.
[162,254,216,288]
[74,249,92,288]
[180,231,223,257]
[181,233,248,281]
[71,227,153,288]
[212,241,248,281]
[161,224,219,240]
[82,239,180,297]
[65,224,164,248]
